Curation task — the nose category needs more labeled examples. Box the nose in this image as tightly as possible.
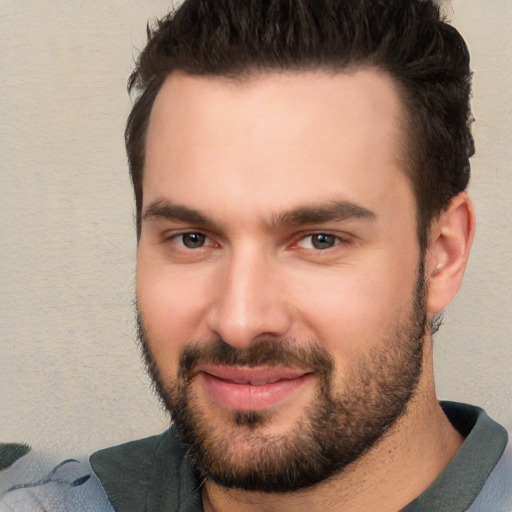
[205,248,293,348]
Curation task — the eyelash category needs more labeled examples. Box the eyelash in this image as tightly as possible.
[166,231,349,252]
[294,232,346,250]
[167,231,216,249]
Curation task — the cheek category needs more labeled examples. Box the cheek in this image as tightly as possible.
[136,256,213,367]
[288,256,417,361]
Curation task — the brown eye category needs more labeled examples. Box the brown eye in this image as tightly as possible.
[181,232,206,248]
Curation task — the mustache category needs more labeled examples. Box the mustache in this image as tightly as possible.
[136,313,334,381]
[177,337,335,381]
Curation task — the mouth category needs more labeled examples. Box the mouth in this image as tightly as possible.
[196,365,313,412]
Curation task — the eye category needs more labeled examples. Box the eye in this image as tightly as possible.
[297,233,340,250]
[175,232,208,249]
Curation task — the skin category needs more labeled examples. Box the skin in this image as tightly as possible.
[136,69,475,511]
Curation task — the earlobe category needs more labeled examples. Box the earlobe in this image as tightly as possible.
[426,192,475,314]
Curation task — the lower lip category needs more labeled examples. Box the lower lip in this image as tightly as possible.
[198,372,312,411]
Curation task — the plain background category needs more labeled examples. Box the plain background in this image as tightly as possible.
[1,0,511,455]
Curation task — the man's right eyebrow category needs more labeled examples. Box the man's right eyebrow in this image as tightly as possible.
[142,200,213,226]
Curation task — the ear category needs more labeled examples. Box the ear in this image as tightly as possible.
[426,192,475,314]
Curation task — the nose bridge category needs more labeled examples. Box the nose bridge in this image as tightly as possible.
[207,243,291,347]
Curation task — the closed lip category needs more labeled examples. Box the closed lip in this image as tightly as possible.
[198,364,312,385]
[197,365,314,411]
[197,366,313,411]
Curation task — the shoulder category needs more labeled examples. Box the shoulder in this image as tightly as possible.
[90,428,201,512]
[467,436,512,511]
[0,444,114,511]
[0,430,201,512]
[403,402,512,512]
[90,429,181,475]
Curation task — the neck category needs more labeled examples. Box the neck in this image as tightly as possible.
[202,343,463,512]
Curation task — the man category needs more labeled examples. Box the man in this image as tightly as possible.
[1,0,511,511]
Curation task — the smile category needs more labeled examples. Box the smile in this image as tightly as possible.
[197,365,313,411]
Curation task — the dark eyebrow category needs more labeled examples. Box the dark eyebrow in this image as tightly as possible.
[271,200,376,228]
[142,200,214,227]
[142,198,376,230]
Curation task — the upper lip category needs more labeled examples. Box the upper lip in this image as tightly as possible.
[198,365,311,385]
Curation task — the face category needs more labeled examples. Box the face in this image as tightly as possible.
[136,69,427,491]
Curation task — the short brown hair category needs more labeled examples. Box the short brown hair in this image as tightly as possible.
[126,0,473,251]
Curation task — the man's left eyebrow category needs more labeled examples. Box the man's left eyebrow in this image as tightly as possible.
[270,200,377,228]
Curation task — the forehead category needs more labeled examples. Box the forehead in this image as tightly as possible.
[147,68,406,149]
[143,69,411,220]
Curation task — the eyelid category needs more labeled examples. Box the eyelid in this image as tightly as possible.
[292,231,351,250]
[160,227,352,250]
[165,229,218,248]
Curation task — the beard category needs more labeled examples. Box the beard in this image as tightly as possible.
[137,270,427,493]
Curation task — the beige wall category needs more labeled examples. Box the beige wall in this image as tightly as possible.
[0,1,511,454]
